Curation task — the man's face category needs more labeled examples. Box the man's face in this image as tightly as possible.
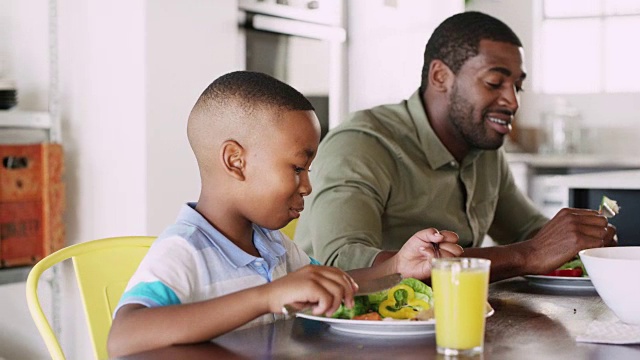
[448,39,526,150]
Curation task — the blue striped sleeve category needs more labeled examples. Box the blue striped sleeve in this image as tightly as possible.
[118,281,182,309]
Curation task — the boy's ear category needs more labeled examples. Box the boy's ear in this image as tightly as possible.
[428,59,454,93]
[221,140,245,181]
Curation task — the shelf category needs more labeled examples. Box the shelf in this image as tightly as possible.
[0,111,52,130]
[0,266,31,285]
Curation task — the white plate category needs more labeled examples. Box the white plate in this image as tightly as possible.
[296,305,495,336]
[524,275,594,290]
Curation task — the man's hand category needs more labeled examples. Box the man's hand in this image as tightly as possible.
[525,207,615,274]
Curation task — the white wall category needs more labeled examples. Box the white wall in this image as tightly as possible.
[145,0,238,235]
[347,0,464,112]
[0,0,238,359]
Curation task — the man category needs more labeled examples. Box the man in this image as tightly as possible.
[295,11,616,282]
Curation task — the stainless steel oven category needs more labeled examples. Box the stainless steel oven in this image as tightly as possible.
[238,0,346,139]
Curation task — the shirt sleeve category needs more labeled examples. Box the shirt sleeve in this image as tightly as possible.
[114,235,199,316]
[295,130,393,270]
[488,151,550,244]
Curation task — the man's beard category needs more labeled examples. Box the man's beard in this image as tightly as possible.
[448,85,505,150]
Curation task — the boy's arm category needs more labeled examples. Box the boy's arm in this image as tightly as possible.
[107,265,356,358]
[108,284,272,358]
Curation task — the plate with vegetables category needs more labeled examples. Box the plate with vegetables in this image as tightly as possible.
[524,256,594,290]
[296,278,494,336]
[524,196,620,291]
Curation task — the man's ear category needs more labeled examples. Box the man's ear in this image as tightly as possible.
[428,59,454,93]
[221,140,245,181]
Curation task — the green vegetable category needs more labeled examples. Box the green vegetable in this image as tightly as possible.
[332,277,434,319]
[331,296,371,319]
[558,256,588,277]
[399,278,433,303]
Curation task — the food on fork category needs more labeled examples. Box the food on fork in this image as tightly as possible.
[599,195,620,218]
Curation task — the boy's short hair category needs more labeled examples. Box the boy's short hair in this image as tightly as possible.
[187,71,316,171]
[420,11,522,93]
[195,71,315,114]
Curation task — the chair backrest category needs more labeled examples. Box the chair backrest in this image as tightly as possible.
[281,218,298,240]
[25,236,155,360]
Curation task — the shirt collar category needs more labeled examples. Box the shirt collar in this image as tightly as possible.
[177,203,287,269]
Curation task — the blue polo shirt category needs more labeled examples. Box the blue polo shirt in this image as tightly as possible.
[115,203,318,329]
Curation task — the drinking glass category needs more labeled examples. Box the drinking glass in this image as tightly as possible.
[431,258,491,356]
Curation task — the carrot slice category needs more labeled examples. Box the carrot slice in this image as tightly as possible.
[353,312,382,321]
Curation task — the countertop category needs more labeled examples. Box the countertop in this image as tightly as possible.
[544,169,640,190]
[505,152,640,169]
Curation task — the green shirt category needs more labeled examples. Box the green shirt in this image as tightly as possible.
[295,90,548,270]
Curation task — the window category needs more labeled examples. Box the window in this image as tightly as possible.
[536,0,640,93]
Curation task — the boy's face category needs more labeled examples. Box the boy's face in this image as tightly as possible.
[240,109,321,230]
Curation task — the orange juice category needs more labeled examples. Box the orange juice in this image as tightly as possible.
[432,258,490,356]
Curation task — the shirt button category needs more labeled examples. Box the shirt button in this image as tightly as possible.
[450,161,457,167]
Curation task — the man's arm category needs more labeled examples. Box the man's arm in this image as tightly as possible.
[446,208,613,282]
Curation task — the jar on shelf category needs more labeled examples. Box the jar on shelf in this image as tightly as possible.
[540,98,582,155]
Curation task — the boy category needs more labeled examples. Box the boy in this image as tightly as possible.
[107,71,462,357]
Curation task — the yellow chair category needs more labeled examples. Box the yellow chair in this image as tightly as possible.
[281,218,298,239]
[25,236,155,360]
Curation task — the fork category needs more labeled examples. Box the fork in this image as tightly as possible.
[431,229,442,259]
[431,242,441,259]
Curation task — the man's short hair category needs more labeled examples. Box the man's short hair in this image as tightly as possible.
[420,11,522,93]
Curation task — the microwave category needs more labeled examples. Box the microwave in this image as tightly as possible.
[546,169,640,246]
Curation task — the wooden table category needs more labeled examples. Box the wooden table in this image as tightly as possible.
[119,278,640,359]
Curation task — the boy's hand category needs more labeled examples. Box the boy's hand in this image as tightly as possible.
[267,265,358,317]
[393,228,462,280]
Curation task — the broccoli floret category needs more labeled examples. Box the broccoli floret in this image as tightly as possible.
[331,296,370,319]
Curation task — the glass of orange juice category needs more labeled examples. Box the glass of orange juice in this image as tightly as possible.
[431,258,491,356]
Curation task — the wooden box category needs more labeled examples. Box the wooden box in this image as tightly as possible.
[0,143,65,267]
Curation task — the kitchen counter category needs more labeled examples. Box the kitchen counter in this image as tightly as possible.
[506,152,640,170]
[544,169,640,190]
